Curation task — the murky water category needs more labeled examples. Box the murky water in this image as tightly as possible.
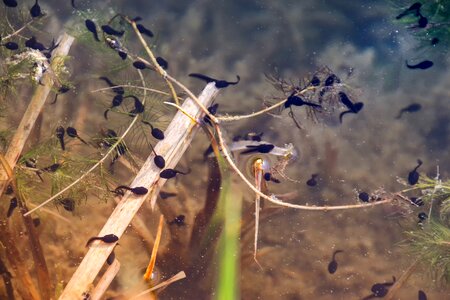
[1,0,449,299]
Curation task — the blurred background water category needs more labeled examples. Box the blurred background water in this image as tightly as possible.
[1,0,449,299]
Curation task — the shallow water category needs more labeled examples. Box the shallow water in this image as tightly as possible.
[1,0,449,299]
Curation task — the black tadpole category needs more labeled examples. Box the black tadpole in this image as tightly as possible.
[396,103,421,119]
[58,198,75,212]
[1,42,19,50]
[85,19,100,42]
[396,2,421,20]
[132,61,147,70]
[154,155,166,169]
[104,94,124,119]
[137,24,154,37]
[405,60,433,70]
[159,191,177,199]
[156,56,169,70]
[99,77,124,95]
[263,172,280,183]
[327,250,343,274]
[3,0,18,7]
[418,290,427,300]
[203,103,219,125]
[51,85,70,105]
[114,185,148,196]
[101,25,125,37]
[30,0,42,18]
[358,192,370,203]
[55,126,65,150]
[408,159,422,185]
[66,127,88,144]
[241,144,274,155]
[285,93,321,109]
[142,120,165,140]
[338,92,363,123]
[168,215,186,226]
[160,168,189,179]
[107,251,115,265]
[6,197,18,218]
[189,73,240,89]
[86,234,119,247]
[306,174,318,187]
[125,95,144,116]
[41,163,60,173]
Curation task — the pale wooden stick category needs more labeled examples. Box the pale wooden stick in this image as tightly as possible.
[131,271,186,300]
[0,33,75,196]
[59,83,219,299]
[90,260,121,300]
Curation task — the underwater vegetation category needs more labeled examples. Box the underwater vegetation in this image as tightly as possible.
[0,0,448,299]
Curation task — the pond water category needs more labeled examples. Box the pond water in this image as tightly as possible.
[0,0,449,299]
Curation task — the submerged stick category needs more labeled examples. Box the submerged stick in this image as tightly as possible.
[0,33,75,197]
[59,83,219,299]
[90,260,121,300]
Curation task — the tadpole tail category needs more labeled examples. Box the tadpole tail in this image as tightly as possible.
[86,237,100,247]
[58,138,65,151]
[77,136,88,145]
[188,73,216,83]
[228,75,241,85]
[339,110,352,124]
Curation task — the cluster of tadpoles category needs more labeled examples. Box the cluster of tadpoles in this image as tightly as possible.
[396,2,436,70]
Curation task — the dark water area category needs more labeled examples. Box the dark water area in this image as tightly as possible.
[0,0,449,299]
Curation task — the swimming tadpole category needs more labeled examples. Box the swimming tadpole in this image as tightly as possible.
[85,19,100,42]
[405,60,433,70]
[30,0,42,18]
[86,234,119,247]
[3,0,18,8]
[327,250,343,274]
[137,24,154,38]
[396,103,421,119]
[55,126,65,150]
[408,159,422,185]
[160,168,189,179]
[189,73,240,89]
[168,215,186,226]
[240,144,275,155]
[66,127,88,145]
